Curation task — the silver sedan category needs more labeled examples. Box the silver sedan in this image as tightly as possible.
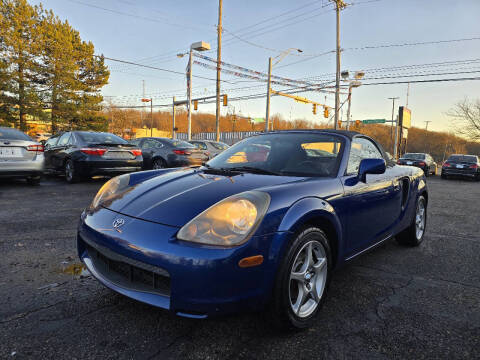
[0,127,44,184]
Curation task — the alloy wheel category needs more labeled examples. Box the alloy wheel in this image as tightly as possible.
[415,198,426,239]
[153,159,164,169]
[65,161,73,182]
[289,240,328,318]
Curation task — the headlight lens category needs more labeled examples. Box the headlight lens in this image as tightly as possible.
[90,174,131,210]
[177,191,270,247]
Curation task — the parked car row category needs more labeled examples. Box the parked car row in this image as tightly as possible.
[396,152,480,180]
[0,127,231,184]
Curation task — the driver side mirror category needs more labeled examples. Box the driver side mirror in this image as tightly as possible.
[358,158,386,182]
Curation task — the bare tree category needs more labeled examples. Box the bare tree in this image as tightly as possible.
[448,98,480,141]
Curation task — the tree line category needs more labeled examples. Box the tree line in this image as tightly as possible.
[105,106,480,161]
[0,0,109,133]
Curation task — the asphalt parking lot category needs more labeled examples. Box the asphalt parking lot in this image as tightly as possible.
[0,175,479,359]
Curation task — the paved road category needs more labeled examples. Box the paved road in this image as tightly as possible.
[0,175,479,359]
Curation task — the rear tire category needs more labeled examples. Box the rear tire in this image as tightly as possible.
[152,158,166,170]
[65,159,80,183]
[268,227,332,330]
[396,195,427,247]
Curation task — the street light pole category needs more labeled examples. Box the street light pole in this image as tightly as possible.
[187,47,193,141]
[265,48,302,132]
[265,57,272,132]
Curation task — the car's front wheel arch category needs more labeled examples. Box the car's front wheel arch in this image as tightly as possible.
[277,202,342,270]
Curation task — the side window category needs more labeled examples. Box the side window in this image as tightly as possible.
[347,137,383,175]
[67,133,76,145]
[45,136,59,149]
[193,142,207,150]
[130,139,141,146]
[143,139,162,149]
[57,132,71,147]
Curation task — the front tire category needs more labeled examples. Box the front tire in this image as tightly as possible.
[396,195,427,246]
[269,227,332,329]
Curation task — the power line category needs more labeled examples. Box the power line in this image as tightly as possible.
[97,55,234,83]
[65,0,213,32]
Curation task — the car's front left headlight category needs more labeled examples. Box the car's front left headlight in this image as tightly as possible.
[177,191,270,247]
[90,174,131,210]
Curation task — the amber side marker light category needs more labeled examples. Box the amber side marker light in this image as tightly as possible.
[238,255,264,268]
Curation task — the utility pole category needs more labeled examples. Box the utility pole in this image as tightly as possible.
[424,120,431,152]
[265,57,272,132]
[331,0,347,129]
[187,47,193,140]
[215,0,223,142]
[388,97,399,152]
[141,80,145,131]
[172,96,176,139]
[406,82,410,108]
[346,86,352,130]
[150,98,153,137]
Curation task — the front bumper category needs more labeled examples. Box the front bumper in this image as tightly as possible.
[77,207,279,318]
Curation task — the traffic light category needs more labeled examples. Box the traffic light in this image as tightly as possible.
[223,94,227,106]
[323,107,329,118]
[338,121,342,128]
[355,120,361,126]
[312,104,317,115]
[193,100,198,111]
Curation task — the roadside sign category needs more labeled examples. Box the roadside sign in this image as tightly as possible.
[362,119,386,124]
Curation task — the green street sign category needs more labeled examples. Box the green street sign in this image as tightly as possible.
[362,119,386,124]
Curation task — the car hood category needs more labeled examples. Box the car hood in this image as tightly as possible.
[102,168,306,227]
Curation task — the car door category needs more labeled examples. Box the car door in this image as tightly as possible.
[44,135,59,170]
[341,137,401,256]
[140,138,162,168]
[51,132,71,170]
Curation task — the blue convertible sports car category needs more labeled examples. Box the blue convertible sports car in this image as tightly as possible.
[77,130,428,328]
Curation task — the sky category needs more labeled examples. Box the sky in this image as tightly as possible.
[29,0,480,133]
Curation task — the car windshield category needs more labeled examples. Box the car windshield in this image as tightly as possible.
[448,155,477,163]
[0,128,32,141]
[402,153,425,160]
[206,132,344,177]
[77,132,127,144]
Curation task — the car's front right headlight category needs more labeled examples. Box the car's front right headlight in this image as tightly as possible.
[177,191,270,247]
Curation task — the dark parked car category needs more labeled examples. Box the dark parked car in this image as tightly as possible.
[0,127,44,184]
[188,140,229,159]
[130,137,208,169]
[397,152,437,176]
[441,154,480,180]
[78,130,428,329]
[44,131,143,183]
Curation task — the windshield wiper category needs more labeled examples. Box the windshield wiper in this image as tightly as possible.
[227,166,281,176]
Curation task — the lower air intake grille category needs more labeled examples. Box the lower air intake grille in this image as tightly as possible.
[83,239,170,296]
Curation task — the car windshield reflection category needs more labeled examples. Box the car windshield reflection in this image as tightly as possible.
[206,133,344,177]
